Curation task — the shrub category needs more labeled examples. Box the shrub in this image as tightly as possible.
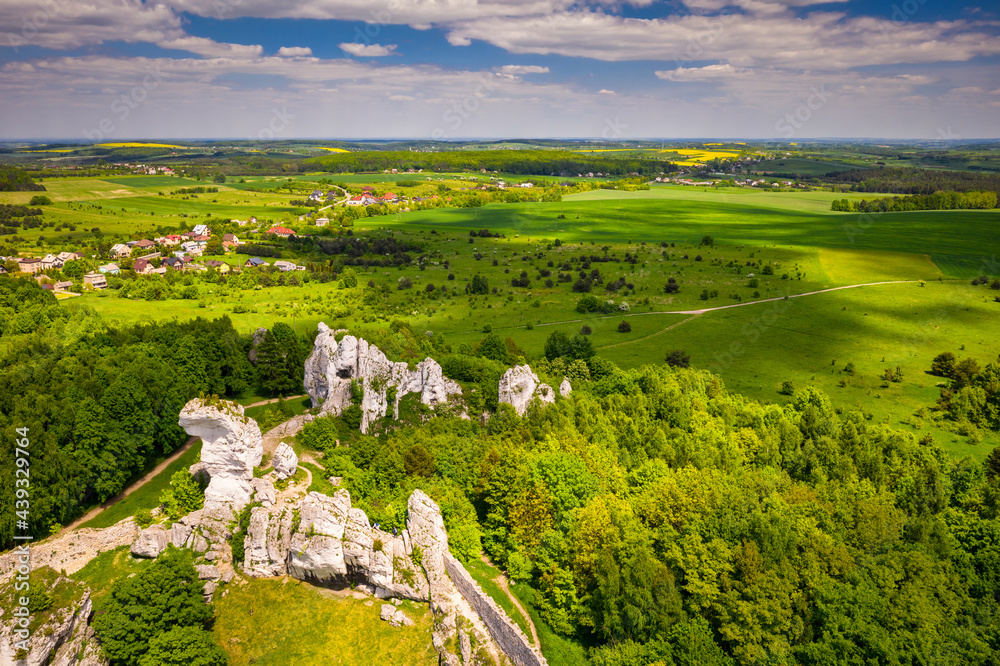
[779,380,795,395]
[580,324,592,335]
[665,350,690,368]
[617,320,632,333]
[397,276,412,290]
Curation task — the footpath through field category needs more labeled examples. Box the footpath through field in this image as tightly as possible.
[478,280,924,336]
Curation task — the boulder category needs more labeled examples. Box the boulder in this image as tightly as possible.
[131,525,169,558]
[380,604,396,622]
[390,609,414,627]
[560,377,572,397]
[498,365,555,416]
[304,325,462,433]
[272,442,298,479]
[195,564,222,581]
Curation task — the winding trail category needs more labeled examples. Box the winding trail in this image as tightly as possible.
[59,434,200,535]
[480,554,541,648]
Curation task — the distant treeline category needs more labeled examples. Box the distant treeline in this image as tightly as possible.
[298,235,421,267]
[235,244,282,258]
[828,166,1000,196]
[831,190,998,213]
[306,150,677,177]
[0,166,46,192]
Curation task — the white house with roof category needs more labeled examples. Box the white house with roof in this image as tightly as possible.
[110,243,131,259]
[192,224,211,236]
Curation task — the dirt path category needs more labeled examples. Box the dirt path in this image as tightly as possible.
[465,280,923,336]
[243,394,307,408]
[480,554,540,647]
[59,434,199,535]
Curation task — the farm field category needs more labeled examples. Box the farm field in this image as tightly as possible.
[28,171,1000,460]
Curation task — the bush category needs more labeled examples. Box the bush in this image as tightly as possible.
[28,195,52,206]
[665,350,690,368]
[580,324,592,335]
[160,468,204,520]
[779,380,795,395]
[397,276,412,290]
[617,320,632,333]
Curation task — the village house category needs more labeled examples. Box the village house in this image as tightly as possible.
[83,273,108,289]
[244,256,268,268]
[380,192,399,204]
[308,190,323,202]
[162,257,184,270]
[345,194,376,207]
[192,224,211,236]
[98,262,120,275]
[110,243,132,259]
[157,235,183,246]
[314,217,329,227]
[273,260,302,272]
[180,241,204,256]
[204,260,231,274]
[266,226,295,239]
[16,257,43,274]
[56,251,81,264]
[131,239,156,252]
[222,233,239,244]
[132,258,154,274]
[39,254,60,271]
[53,281,73,291]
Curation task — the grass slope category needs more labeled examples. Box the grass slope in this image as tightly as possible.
[213,578,438,666]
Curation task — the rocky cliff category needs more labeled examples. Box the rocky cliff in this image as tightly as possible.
[303,323,462,433]
[498,365,556,416]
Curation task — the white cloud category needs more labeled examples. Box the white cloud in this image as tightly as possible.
[158,37,263,59]
[277,46,313,57]
[443,11,1000,70]
[0,0,181,50]
[656,64,752,80]
[496,65,550,75]
[599,89,616,94]
[339,43,398,56]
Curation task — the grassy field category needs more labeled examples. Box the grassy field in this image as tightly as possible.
[79,440,203,530]
[213,578,439,665]
[30,172,999,460]
[71,545,154,603]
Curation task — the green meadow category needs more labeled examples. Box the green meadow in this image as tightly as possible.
[26,173,999,459]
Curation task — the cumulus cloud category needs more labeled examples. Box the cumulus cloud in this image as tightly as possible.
[656,64,752,81]
[277,46,313,57]
[339,43,398,56]
[0,0,181,50]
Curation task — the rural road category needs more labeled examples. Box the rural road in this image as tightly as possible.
[59,434,200,534]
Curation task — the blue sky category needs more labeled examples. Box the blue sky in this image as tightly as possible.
[1,0,997,140]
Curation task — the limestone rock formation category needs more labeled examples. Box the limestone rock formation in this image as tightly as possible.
[304,324,462,433]
[272,442,298,479]
[131,524,170,558]
[560,378,572,397]
[178,398,263,510]
[246,489,429,601]
[0,585,98,666]
[248,326,268,364]
[498,365,555,416]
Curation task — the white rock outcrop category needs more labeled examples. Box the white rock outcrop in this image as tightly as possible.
[272,442,298,479]
[498,365,555,416]
[560,378,572,397]
[304,324,462,433]
[131,524,170,558]
[178,398,263,510]
[246,489,428,601]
